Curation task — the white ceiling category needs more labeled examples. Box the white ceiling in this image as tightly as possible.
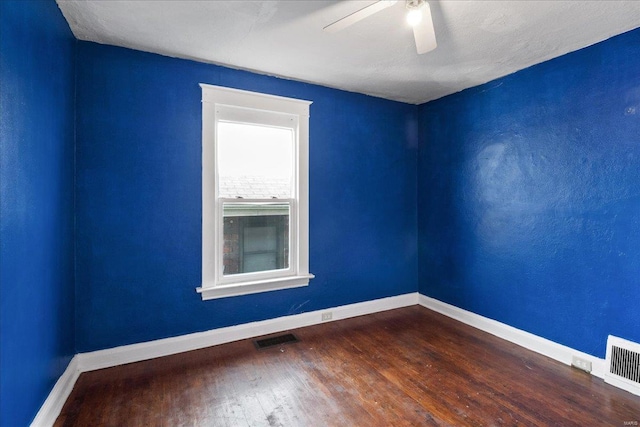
[56,1,640,104]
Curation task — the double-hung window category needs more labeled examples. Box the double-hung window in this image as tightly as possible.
[198,84,313,300]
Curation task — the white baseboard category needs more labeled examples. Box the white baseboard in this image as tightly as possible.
[78,292,419,372]
[418,294,606,378]
[36,291,613,426]
[30,356,80,427]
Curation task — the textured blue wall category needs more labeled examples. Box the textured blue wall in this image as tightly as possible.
[418,28,640,358]
[75,42,418,352]
[5,6,637,422]
[0,1,76,425]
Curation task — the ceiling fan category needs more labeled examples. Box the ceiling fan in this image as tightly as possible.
[323,0,437,54]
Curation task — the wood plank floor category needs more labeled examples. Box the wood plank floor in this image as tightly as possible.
[55,306,640,426]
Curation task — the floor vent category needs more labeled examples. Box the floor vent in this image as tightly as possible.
[254,333,299,350]
[605,335,640,397]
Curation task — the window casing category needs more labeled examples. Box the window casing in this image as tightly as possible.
[198,84,313,300]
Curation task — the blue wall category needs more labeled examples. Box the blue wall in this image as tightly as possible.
[0,1,76,425]
[4,2,639,421]
[418,28,640,358]
[74,42,418,352]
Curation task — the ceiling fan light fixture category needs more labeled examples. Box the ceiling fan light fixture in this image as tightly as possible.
[405,0,426,27]
[406,9,422,27]
[323,0,436,55]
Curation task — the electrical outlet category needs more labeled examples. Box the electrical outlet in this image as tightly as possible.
[571,356,592,373]
[321,312,333,321]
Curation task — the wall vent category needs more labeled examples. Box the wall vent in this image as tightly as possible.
[605,335,640,397]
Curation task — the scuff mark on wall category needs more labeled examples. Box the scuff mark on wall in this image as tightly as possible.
[288,300,310,315]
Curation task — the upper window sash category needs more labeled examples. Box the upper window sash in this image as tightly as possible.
[215,116,297,200]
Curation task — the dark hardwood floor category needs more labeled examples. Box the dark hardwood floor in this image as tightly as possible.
[55,306,640,426]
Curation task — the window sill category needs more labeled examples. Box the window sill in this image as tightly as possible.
[196,274,314,300]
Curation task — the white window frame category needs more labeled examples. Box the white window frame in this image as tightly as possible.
[197,84,313,300]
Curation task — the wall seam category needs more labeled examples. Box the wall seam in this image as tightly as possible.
[72,38,79,355]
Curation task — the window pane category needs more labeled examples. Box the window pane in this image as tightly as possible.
[223,203,289,276]
[243,252,277,273]
[218,122,293,199]
[243,226,277,252]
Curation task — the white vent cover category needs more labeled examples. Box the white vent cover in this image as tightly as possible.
[605,335,640,396]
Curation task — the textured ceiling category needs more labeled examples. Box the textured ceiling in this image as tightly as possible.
[56,1,640,104]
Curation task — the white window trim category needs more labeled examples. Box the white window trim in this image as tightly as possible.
[197,84,313,300]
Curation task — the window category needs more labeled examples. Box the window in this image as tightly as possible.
[197,84,313,300]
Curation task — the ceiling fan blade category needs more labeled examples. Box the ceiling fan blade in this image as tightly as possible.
[413,3,437,54]
[324,0,398,33]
